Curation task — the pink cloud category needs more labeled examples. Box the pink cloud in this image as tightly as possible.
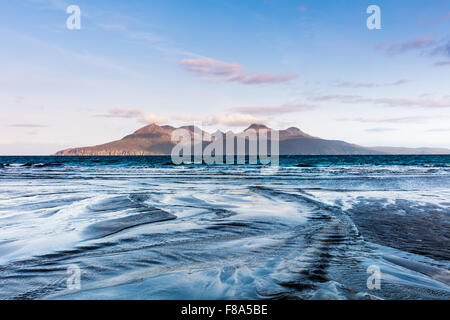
[443,12,450,22]
[180,58,243,76]
[334,79,409,88]
[418,11,450,25]
[337,116,438,124]
[374,97,450,108]
[434,60,450,67]
[366,128,398,133]
[230,103,315,115]
[97,107,143,118]
[431,40,450,57]
[298,6,307,12]
[375,42,390,51]
[308,94,450,108]
[228,73,298,84]
[139,113,167,124]
[96,107,167,124]
[308,94,365,103]
[376,34,436,55]
[180,58,297,85]
[206,113,263,127]
[171,113,262,127]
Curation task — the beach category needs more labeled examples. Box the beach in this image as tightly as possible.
[0,155,449,300]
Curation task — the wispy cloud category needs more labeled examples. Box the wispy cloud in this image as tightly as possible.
[230,103,315,115]
[172,114,202,122]
[139,113,167,124]
[366,128,398,133]
[441,12,450,23]
[172,113,262,127]
[205,113,262,127]
[9,31,140,77]
[419,11,450,25]
[180,58,243,76]
[29,0,69,10]
[97,23,127,31]
[426,128,450,132]
[96,107,143,118]
[308,94,450,108]
[127,32,166,45]
[309,94,367,103]
[371,97,450,108]
[337,116,434,124]
[95,17,193,59]
[297,6,308,12]
[9,123,48,128]
[333,79,409,88]
[15,96,25,104]
[431,40,450,57]
[53,45,140,77]
[376,34,436,55]
[96,107,166,124]
[228,73,298,85]
[376,34,450,64]
[433,60,450,67]
[180,58,297,85]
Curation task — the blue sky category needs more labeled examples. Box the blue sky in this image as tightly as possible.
[0,0,449,154]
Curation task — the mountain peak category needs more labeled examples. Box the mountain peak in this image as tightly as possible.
[133,123,163,134]
[125,123,174,139]
[279,126,314,139]
[245,123,270,131]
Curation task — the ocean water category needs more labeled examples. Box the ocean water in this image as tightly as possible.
[0,155,449,300]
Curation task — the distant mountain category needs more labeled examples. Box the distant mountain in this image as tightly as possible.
[54,123,450,156]
[369,147,450,155]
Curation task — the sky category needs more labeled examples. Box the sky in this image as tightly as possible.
[0,0,449,155]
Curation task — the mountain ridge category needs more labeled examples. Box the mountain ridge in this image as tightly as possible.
[54,123,450,156]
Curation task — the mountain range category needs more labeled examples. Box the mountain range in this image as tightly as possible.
[55,123,450,156]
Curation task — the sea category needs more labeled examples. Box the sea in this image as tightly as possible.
[0,155,449,300]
